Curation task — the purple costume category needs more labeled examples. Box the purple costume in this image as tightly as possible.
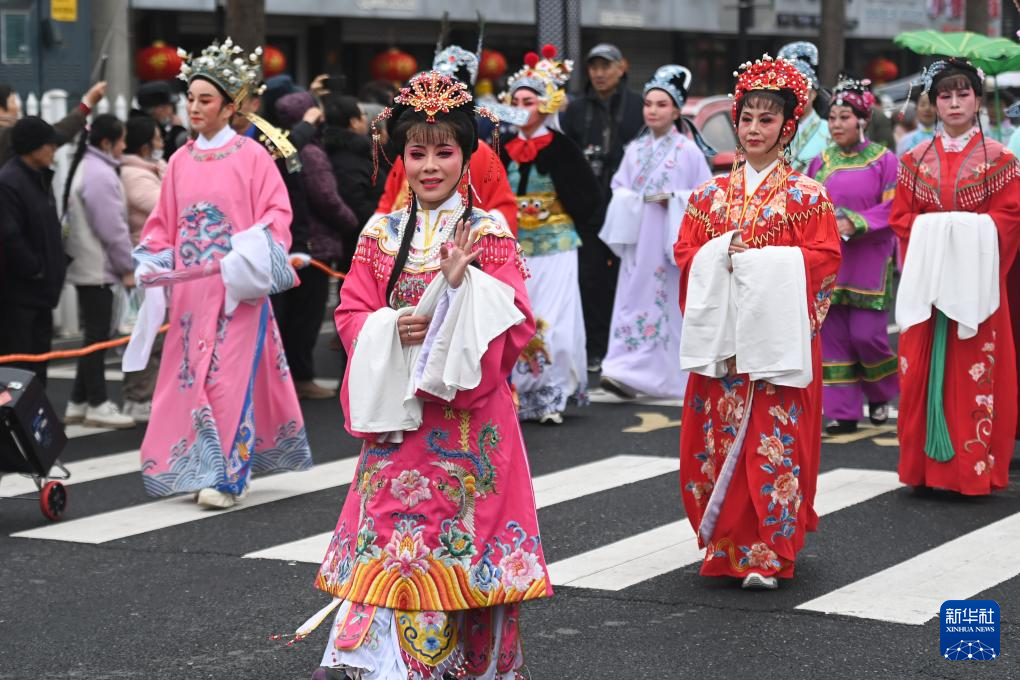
[807,140,899,421]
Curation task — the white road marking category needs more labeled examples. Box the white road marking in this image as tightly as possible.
[0,450,140,496]
[796,511,1020,625]
[546,468,902,590]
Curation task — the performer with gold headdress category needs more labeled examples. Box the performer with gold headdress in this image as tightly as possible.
[305,70,549,679]
[498,45,601,424]
[124,38,312,508]
[675,55,841,589]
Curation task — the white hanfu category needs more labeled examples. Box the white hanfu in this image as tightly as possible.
[599,127,712,398]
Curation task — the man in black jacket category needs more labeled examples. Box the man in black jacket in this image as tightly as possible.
[560,43,644,371]
[0,118,67,384]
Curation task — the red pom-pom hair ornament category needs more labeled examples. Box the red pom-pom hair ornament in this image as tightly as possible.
[523,51,540,68]
[541,44,557,59]
[731,54,810,142]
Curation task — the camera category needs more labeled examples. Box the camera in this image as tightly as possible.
[583,144,606,178]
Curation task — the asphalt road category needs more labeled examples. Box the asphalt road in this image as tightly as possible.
[2,343,1019,680]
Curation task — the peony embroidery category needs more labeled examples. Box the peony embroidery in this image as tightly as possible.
[757,434,786,467]
[969,362,987,382]
[382,525,430,578]
[975,461,987,476]
[390,469,432,508]
[498,548,544,592]
[745,542,779,569]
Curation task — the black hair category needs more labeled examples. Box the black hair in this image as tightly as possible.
[62,114,125,216]
[125,116,158,155]
[323,94,363,129]
[0,84,12,111]
[358,79,400,107]
[384,107,478,305]
[190,75,232,103]
[735,89,798,155]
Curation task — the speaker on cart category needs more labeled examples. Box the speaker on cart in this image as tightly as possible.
[0,367,67,476]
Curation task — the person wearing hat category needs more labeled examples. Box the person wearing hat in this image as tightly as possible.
[560,42,644,373]
[0,117,68,383]
[598,65,713,401]
[133,80,188,160]
[777,42,830,173]
[0,80,107,167]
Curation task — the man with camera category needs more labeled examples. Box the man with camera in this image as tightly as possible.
[560,43,644,372]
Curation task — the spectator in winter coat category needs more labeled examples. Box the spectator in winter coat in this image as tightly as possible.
[62,114,136,429]
[321,93,378,271]
[119,116,167,422]
[273,91,359,399]
[0,81,108,166]
[0,117,67,384]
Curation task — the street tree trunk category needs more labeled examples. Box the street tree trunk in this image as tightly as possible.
[819,0,846,87]
[226,0,266,52]
[965,0,990,34]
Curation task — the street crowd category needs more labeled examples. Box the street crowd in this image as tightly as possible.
[0,28,1019,680]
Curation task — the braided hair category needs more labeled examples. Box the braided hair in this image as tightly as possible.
[384,107,479,305]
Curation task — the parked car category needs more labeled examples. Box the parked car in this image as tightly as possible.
[683,95,736,174]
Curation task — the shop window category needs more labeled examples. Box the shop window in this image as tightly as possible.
[2,10,31,64]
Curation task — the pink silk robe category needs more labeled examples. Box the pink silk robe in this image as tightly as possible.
[135,136,312,497]
[316,207,552,614]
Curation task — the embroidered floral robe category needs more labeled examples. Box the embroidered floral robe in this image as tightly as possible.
[315,203,550,675]
[890,133,1020,494]
[674,163,841,578]
[134,135,313,496]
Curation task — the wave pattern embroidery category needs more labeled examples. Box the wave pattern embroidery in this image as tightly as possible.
[141,406,225,496]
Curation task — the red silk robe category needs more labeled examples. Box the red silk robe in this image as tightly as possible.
[890,134,1020,494]
[674,163,841,579]
[376,141,518,236]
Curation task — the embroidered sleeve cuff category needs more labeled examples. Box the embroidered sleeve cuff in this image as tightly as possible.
[843,208,869,235]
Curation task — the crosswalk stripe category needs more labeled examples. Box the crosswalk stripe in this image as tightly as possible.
[243,454,677,563]
[547,467,902,591]
[587,388,681,408]
[11,457,360,544]
[47,364,343,393]
[795,510,1020,625]
[65,423,117,439]
[0,450,140,496]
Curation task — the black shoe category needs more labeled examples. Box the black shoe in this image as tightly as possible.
[869,401,890,425]
[600,375,637,400]
[587,357,603,373]
[824,419,858,435]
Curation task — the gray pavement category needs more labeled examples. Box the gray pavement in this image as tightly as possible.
[1,348,1019,679]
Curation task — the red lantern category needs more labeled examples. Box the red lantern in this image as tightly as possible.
[136,41,183,82]
[263,45,287,78]
[478,49,508,80]
[370,47,419,84]
[866,57,899,85]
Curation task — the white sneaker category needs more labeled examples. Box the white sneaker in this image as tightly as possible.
[741,573,779,590]
[83,401,135,429]
[196,487,237,509]
[64,401,87,424]
[123,400,152,423]
[538,411,564,425]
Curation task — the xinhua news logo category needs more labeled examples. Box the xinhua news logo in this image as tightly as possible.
[940,600,999,661]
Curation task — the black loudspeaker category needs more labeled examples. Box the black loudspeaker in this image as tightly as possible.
[0,368,67,476]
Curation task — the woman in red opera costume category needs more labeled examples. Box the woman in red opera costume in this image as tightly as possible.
[674,55,841,590]
[890,59,1020,495]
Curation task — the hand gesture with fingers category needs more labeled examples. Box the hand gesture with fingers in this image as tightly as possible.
[399,314,432,347]
[727,231,748,271]
[440,218,481,289]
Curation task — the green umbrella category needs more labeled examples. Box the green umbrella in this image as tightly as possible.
[968,37,1020,75]
[893,29,992,58]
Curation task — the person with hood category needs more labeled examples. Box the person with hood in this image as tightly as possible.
[559,43,644,372]
[777,42,831,174]
[273,90,359,399]
[0,117,68,383]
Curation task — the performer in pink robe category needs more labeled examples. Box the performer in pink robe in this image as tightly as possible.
[127,40,312,507]
[304,72,550,680]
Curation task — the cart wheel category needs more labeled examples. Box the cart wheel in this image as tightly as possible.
[39,481,67,521]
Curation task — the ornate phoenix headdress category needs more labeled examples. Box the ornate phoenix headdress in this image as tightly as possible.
[831,74,876,120]
[732,54,811,141]
[177,38,264,105]
[370,70,499,181]
[501,44,573,115]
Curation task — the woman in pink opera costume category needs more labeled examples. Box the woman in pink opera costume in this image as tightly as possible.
[300,71,550,680]
[125,39,312,509]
